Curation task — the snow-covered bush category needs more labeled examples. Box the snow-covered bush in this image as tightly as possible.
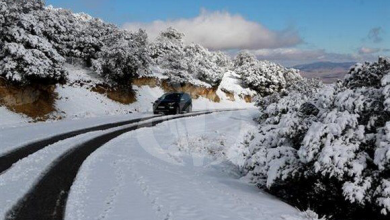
[0,1,302,95]
[242,57,390,219]
[40,6,110,61]
[233,51,302,96]
[149,28,189,85]
[175,135,227,161]
[0,0,66,85]
[150,28,230,87]
[92,29,151,84]
[184,44,229,86]
[0,0,154,85]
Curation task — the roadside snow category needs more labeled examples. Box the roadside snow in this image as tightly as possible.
[64,63,102,86]
[193,96,254,111]
[55,85,136,119]
[218,71,257,98]
[66,110,302,220]
[0,106,29,127]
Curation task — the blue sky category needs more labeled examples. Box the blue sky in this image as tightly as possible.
[46,0,390,65]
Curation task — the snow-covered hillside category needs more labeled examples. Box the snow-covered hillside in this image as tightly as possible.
[0,0,302,127]
[0,61,256,127]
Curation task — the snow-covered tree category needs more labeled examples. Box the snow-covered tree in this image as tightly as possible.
[0,0,154,85]
[233,51,302,96]
[92,29,151,84]
[0,0,66,85]
[150,27,231,87]
[241,57,390,219]
[40,6,113,62]
[184,44,230,86]
[149,28,192,85]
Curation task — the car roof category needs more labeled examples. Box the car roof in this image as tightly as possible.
[165,92,187,95]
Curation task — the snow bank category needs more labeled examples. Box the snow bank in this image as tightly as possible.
[217,71,257,99]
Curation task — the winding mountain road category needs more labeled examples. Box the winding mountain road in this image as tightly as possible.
[3,110,236,220]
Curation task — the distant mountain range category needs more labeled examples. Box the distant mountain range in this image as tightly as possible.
[293,61,356,83]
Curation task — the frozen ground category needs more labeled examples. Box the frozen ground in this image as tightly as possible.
[0,106,29,127]
[64,109,306,220]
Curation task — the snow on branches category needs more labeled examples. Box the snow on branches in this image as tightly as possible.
[0,0,151,85]
[149,27,231,87]
[233,51,302,96]
[0,0,66,85]
[241,57,390,218]
[0,1,300,92]
[92,29,152,84]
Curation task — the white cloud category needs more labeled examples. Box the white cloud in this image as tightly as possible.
[249,48,356,66]
[123,9,302,50]
[252,48,327,61]
[246,48,380,66]
[358,47,381,54]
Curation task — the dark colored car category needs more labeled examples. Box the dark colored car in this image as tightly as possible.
[153,93,193,115]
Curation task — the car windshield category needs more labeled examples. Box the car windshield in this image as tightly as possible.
[161,94,181,101]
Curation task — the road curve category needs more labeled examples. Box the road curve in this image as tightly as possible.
[5,110,234,220]
[0,115,161,175]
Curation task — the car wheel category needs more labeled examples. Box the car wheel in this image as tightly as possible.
[175,107,181,115]
[187,105,192,113]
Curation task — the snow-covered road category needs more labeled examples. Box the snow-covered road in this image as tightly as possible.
[65,109,302,220]
[0,109,306,220]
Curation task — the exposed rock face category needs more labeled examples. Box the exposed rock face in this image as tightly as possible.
[221,89,235,101]
[132,77,222,102]
[132,77,257,103]
[132,77,159,88]
[243,95,252,103]
[162,81,221,103]
[92,84,137,105]
[0,79,57,120]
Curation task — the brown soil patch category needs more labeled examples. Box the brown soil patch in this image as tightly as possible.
[92,84,137,104]
[161,81,221,102]
[132,77,159,88]
[221,89,235,101]
[242,95,252,103]
[132,77,221,102]
[0,79,57,120]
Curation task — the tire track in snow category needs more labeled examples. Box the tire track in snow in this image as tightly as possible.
[0,115,159,175]
[5,110,236,220]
